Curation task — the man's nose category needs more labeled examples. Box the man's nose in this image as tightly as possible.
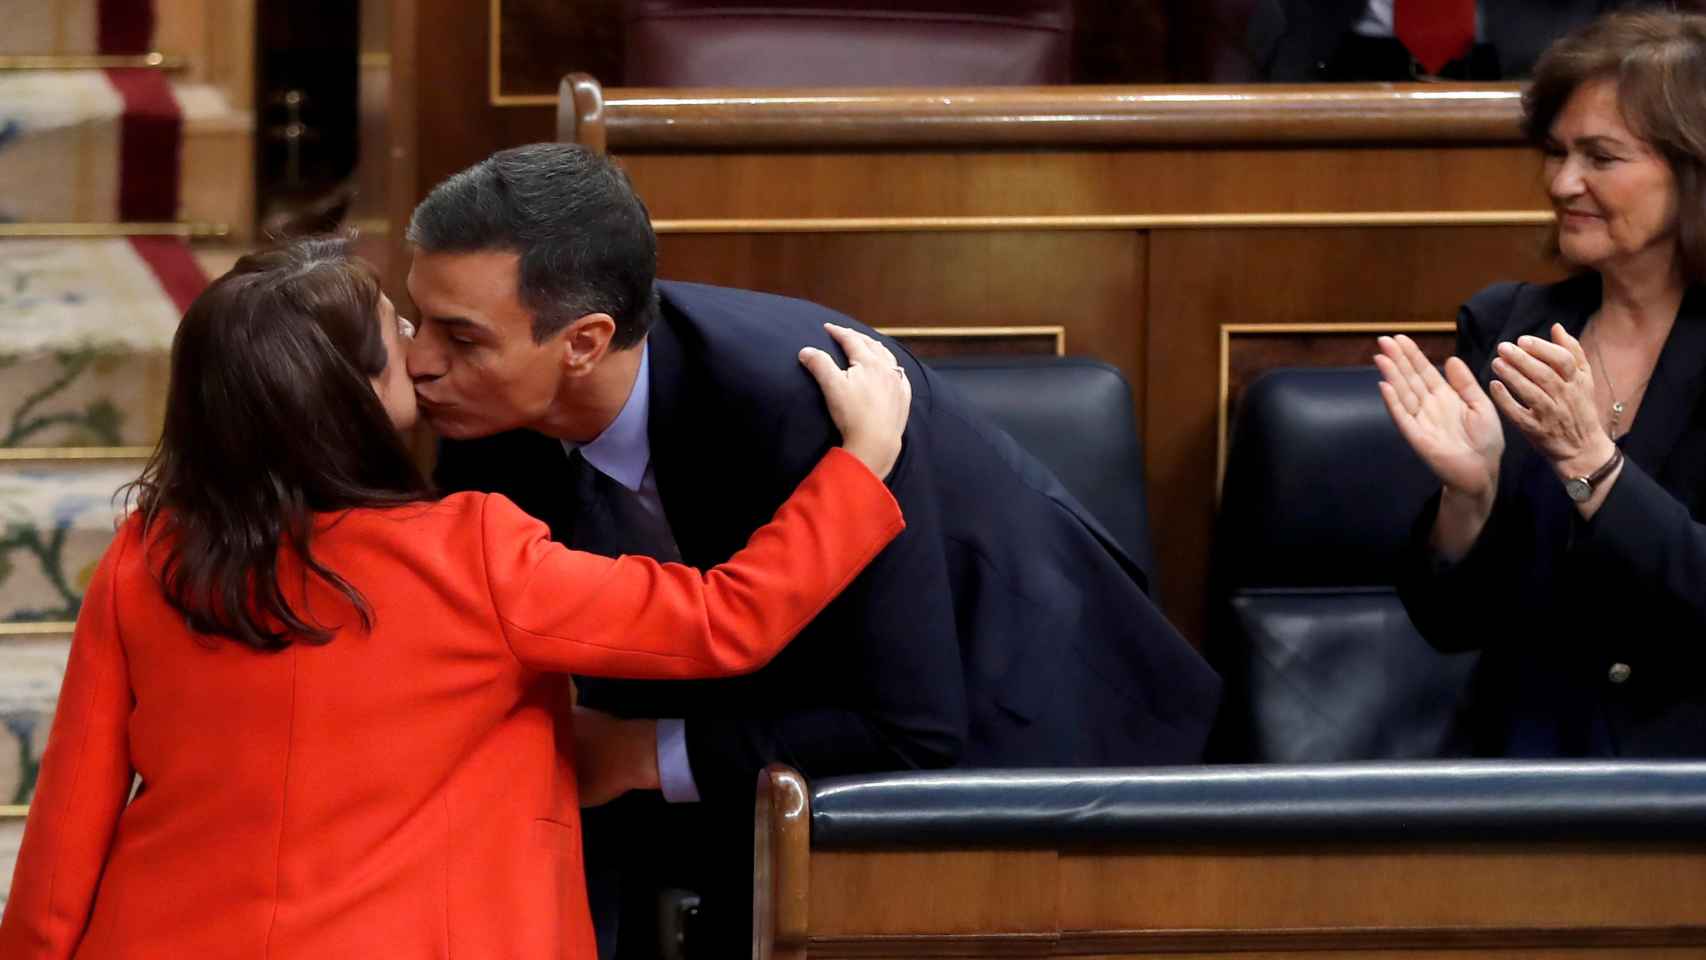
[406,330,445,382]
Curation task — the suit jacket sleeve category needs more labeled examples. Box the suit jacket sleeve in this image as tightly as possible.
[1573,455,1706,628]
[681,379,971,803]
[483,448,904,678]
[0,525,138,960]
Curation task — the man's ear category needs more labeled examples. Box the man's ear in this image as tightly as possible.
[560,313,618,377]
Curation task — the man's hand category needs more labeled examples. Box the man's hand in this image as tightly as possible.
[572,705,662,808]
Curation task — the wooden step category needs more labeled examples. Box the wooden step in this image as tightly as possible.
[0,71,252,234]
[0,0,146,56]
[0,237,203,451]
[5,1,255,114]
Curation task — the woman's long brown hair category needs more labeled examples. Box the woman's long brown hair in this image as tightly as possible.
[130,236,428,650]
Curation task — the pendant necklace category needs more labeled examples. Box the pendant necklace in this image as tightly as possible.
[1590,330,1651,440]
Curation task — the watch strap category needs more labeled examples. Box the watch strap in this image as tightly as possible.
[1586,446,1625,488]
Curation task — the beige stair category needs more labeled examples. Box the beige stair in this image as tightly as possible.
[1,0,256,906]
[0,0,256,238]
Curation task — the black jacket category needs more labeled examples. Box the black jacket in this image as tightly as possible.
[1399,274,1706,757]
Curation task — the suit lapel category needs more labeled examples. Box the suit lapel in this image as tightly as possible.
[1622,284,1706,490]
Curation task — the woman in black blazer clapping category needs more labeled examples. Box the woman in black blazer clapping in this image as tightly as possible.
[1377,10,1706,757]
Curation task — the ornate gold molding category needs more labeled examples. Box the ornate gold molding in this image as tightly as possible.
[880,325,1065,356]
[0,448,152,461]
[1216,321,1455,497]
[0,222,229,239]
[653,212,1555,235]
[486,0,561,106]
[0,623,77,636]
[0,52,185,71]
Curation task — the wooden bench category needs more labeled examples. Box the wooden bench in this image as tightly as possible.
[754,762,1706,958]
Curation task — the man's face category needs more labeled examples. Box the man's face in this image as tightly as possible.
[405,250,567,439]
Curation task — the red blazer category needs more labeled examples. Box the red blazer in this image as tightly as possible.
[0,450,900,959]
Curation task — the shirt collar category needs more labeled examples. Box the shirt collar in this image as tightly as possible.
[561,341,651,493]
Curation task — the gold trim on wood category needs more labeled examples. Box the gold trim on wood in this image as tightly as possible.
[0,623,76,636]
[0,52,185,71]
[653,212,1555,235]
[0,805,28,819]
[1216,321,1455,498]
[0,222,230,239]
[488,0,503,105]
[880,325,1066,356]
[0,448,152,461]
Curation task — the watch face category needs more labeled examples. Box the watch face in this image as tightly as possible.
[1566,477,1591,502]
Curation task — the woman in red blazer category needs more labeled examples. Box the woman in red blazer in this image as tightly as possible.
[0,237,910,958]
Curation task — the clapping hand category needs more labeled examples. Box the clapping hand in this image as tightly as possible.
[1485,324,1617,483]
[1375,334,1505,503]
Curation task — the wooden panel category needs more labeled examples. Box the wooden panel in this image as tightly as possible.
[495,0,623,99]
[1056,951,1706,960]
[1058,845,1706,931]
[803,943,1706,959]
[1144,224,1560,642]
[809,849,1059,937]
[656,230,1144,417]
[408,0,554,199]
[796,844,1706,957]
[619,147,1547,220]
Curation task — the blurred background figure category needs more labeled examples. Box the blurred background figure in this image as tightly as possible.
[1236,0,1678,81]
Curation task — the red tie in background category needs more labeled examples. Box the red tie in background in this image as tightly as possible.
[1394,0,1476,76]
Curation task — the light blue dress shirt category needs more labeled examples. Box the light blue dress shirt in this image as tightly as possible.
[561,343,700,803]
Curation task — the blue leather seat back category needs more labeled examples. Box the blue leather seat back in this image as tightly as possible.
[1213,367,1476,762]
[928,355,1153,576]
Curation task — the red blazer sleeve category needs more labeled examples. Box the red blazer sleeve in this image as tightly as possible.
[483,448,903,678]
[0,523,138,959]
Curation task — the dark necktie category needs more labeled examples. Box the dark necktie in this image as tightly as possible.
[565,448,681,564]
[1395,0,1476,76]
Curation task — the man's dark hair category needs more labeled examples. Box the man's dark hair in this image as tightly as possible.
[406,143,660,347]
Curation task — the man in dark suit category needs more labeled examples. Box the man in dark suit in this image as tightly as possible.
[1241,0,1645,81]
[404,143,1220,958]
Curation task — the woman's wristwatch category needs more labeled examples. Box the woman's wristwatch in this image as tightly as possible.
[1565,446,1625,503]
